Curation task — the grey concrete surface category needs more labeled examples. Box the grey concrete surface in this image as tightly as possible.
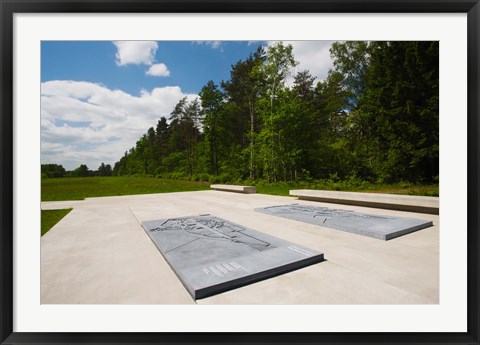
[41,190,439,304]
[255,204,432,240]
[290,190,439,214]
[142,215,324,299]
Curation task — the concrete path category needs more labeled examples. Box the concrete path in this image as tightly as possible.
[41,191,438,304]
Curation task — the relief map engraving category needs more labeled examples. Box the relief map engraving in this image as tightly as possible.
[150,217,273,252]
[142,215,324,299]
[255,204,433,240]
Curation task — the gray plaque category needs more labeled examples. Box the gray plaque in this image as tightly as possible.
[255,204,433,240]
[142,215,324,300]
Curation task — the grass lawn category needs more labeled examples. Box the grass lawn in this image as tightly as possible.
[42,176,210,201]
[42,176,438,202]
[41,208,72,236]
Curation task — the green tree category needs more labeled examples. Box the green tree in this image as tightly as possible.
[109,40,438,185]
[358,41,439,182]
[41,164,66,178]
[330,41,370,109]
[71,164,90,177]
[199,80,225,175]
[255,42,298,181]
[313,71,360,179]
[222,46,265,179]
[98,162,112,176]
[290,70,325,179]
[168,97,200,176]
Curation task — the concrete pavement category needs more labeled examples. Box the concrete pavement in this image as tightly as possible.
[41,191,439,304]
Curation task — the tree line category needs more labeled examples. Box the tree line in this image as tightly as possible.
[45,41,439,184]
[42,163,112,178]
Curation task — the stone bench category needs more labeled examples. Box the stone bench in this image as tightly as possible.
[210,184,256,194]
[289,189,439,214]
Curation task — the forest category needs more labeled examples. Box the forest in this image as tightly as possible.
[43,41,439,185]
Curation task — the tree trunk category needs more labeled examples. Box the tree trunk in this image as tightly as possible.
[249,99,255,180]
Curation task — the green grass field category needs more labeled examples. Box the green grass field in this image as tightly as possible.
[42,176,438,202]
[41,208,72,236]
[41,176,210,201]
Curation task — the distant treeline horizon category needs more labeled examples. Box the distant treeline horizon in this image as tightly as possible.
[42,41,439,184]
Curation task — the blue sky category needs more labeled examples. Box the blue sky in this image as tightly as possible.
[42,41,265,95]
[41,40,334,170]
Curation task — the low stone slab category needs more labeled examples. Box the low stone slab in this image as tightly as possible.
[255,204,433,240]
[142,215,324,300]
[210,184,256,193]
[289,190,439,214]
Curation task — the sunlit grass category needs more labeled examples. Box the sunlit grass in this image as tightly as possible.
[41,176,210,201]
[41,208,72,236]
[42,176,438,202]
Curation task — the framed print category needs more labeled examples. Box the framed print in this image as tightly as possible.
[1,1,479,344]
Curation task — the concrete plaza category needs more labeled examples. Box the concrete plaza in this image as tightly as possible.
[41,190,439,304]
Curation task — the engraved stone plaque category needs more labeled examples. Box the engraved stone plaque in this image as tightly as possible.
[142,215,324,300]
[255,204,433,240]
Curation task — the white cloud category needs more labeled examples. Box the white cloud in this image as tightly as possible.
[267,41,335,85]
[207,41,221,49]
[113,41,158,66]
[194,41,222,49]
[41,80,197,170]
[287,41,335,82]
[146,63,170,77]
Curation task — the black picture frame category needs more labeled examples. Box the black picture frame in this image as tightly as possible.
[1,1,478,344]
